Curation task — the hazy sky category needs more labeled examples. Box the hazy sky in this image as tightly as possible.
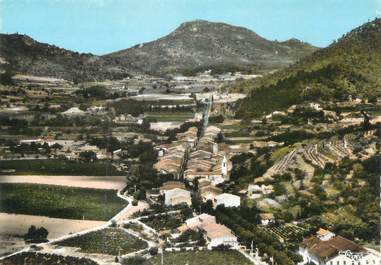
[1,0,380,55]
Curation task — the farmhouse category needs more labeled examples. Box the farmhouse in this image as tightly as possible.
[180,213,238,249]
[214,193,240,208]
[298,229,381,265]
[202,223,239,249]
[164,188,191,206]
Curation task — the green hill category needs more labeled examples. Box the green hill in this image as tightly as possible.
[0,34,129,82]
[235,18,381,118]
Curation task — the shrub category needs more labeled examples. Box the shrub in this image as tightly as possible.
[24,225,49,243]
[149,247,158,255]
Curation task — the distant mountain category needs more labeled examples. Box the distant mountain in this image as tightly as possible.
[235,18,381,118]
[0,34,129,82]
[0,21,317,81]
[103,20,318,75]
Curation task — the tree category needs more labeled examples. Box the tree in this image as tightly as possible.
[24,225,49,243]
[201,200,214,214]
[79,151,97,162]
[122,256,146,265]
[0,70,15,85]
[80,85,108,99]
[133,189,146,200]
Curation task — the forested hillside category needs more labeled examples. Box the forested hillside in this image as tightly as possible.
[235,18,381,118]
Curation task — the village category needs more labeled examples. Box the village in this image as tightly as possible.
[0,70,380,265]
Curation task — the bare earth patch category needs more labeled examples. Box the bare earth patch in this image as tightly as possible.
[0,213,106,239]
[0,213,105,257]
[0,175,126,190]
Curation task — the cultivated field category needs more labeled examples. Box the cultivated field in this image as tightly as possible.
[0,183,126,221]
[0,160,124,176]
[144,111,194,122]
[143,250,252,265]
[0,252,98,265]
[56,228,148,255]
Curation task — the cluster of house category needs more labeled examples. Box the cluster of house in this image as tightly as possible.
[247,184,274,199]
[177,213,239,249]
[154,127,199,179]
[184,126,231,185]
[113,114,144,125]
[17,138,108,160]
[158,180,241,209]
[299,228,381,265]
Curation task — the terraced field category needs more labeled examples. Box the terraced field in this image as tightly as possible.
[260,223,306,242]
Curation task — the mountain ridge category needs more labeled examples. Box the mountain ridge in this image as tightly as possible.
[103,20,318,75]
[0,20,318,81]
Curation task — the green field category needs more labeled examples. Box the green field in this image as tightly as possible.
[144,111,194,122]
[0,183,126,221]
[143,250,252,265]
[0,159,124,176]
[57,228,147,255]
[0,252,97,265]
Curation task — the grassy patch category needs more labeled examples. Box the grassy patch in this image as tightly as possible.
[0,183,126,221]
[270,146,293,162]
[0,159,124,176]
[322,205,364,227]
[57,228,147,255]
[143,250,252,265]
[144,111,194,122]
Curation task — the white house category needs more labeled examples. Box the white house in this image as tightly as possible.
[248,184,274,198]
[202,223,239,249]
[214,193,240,208]
[298,229,381,265]
[179,213,238,249]
[164,188,191,206]
[61,107,86,116]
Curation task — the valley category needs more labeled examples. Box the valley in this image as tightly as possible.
[0,16,380,265]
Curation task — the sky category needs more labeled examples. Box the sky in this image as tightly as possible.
[1,0,380,55]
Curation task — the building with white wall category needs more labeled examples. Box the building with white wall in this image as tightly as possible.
[298,229,381,265]
[164,188,191,206]
[214,193,240,208]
